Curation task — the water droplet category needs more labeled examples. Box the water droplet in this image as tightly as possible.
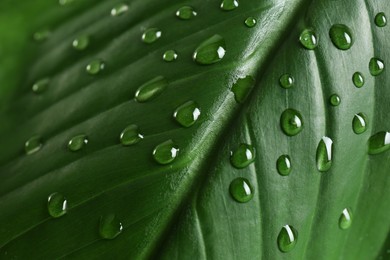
[279,74,294,89]
[32,78,50,94]
[120,125,143,146]
[231,76,255,103]
[86,59,105,75]
[59,0,74,5]
[277,225,298,253]
[193,34,226,65]
[339,208,352,230]
[163,50,178,62]
[316,136,333,172]
[230,144,255,169]
[153,140,179,165]
[329,94,341,106]
[352,113,368,134]
[329,24,353,50]
[33,29,50,42]
[229,178,253,203]
[99,214,123,239]
[142,28,162,44]
[25,136,42,155]
[72,35,89,51]
[173,101,201,127]
[134,76,168,102]
[175,6,197,20]
[68,135,88,151]
[368,131,390,155]
[220,0,239,11]
[47,192,67,218]
[369,58,385,76]
[375,12,387,27]
[111,3,128,16]
[280,109,304,136]
[244,17,257,28]
[277,155,292,176]
[299,29,318,50]
[352,72,364,88]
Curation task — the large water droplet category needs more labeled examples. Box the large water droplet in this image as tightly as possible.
[193,34,226,65]
[220,0,239,11]
[120,125,143,146]
[280,109,304,136]
[134,76,168,102]
[368,131,390,155]
[231,76,255,103]
[163,50,178,62]
[316,136,333,172]
[339,208,352,230]
[72,35,90,51]
[352,113,368,134]
[153,140,179,165]
[32,78,50,94]
[25,136,43,155]
[230,143,255,169]
[173,101,201,127]
[329,94,341,106]
[369,58,385,76]
[142,28,162,44]
[244,17,256,28]
[33,29,50,42]
[229,178,253,203]
[68,135,88,151]
[47,192,67,218]
[279,74,294,89]
[111,3,128,16]
[277,155,292,176]
[299,29,318,50]
[99,214,123,239]
[329,24,353,50]
[86,59,105,75]
[352,72,364,88]
[176,6,197,20]
[375,12,387,27]
[277,225,298,253]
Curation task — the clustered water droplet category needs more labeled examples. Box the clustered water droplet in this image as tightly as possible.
[277,155,292,176]
[68,134,88,151]
[86,59,105,75]
[142,28,162,44]
[193,34,226,65]
[230,143,255,169]
[244,17,257,28]
[352,72,364,88]
[220,0,239,11]
[120,125,143,146]
[229,178,254,203]
[277,225,298,252]
[163,50,178,62]
[135,76,168,102]
[25,136,43,155]
[352,113,368,134]
[153,140,179,164]
[329,24,353,50]
[176,6,197,20]
[279,74,294,89]
[299,29,318,50]
[374,12,387,27]
[329,94,341,106]
[173,101,201,127]
[47,192,68,218]
[369,58,385,76]
[280,109,304,136]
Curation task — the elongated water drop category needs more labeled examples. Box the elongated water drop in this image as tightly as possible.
[142,28,162,44]
[352,113,368,134]
[277,225,298,252]
[163,50,178,62]
[25,136,42,155]
[153,140,179,165]
[220,0,239,11]
[173,101,201,127]
[279,74,294,89]
[47,192,67,218]
[244,17,256,28]
[339,208,352,230]
[329,94,341,106]
[193,34,226,65]
[111,3,128,16]
[72,35,89,51]
[280,109,304,136]
[299,29,318,50]
[368,131,390,155]
[231,76,255,103]
[32,78,50,94]
[99,214,123,239]
[352,72,364,88]
[176,6,197,20]
[229,178,253,203]
[369,58,385,76]
[316,136,333,172]
[33,29,50,42]
[329,24,353,50]
[68,135,88,151]
[86,59,105,75]
[135,76,168,102]
[120,125,143,146]
[277,155,292,176]
[230,144,255,169]
[375,12,387,27]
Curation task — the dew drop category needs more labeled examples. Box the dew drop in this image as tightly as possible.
[25,136,43,155]
[134,76,168,102]
[375,12,387,27]
[244,17,257,28]
[352,72,364,88]
[279,74,294,89]
[68,134,88,151]
[175,6,197,20]
[339,208,352,230]
[32,78,50,94]
[329,94,341,106]
[280,109,304,136]
[230,143,255,169]
[368,131,390,155]
[99,214,123,239]
[86,59,105,75]
[220,0,239,11]
[33,29,50,42]
[111,3,128,16]
[316,136,333,172]
[369,58,385,76]
[231,76,255,103]
[153,140,179,165]
[59,0,75,5]
[163,50,178,62]
[72,35,90,51]
[352,113,368,134]
[299,29,318,50]
[277,225,298,253]
[329,24,353,50]
[193,34,226,65]
[229,178,253,203]
[120,125,143,146]
[47,192,67,218]
[277,155,292,176]
[173,101,201,127]
[142,28,162,44]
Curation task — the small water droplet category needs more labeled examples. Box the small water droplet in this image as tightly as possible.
[339,208,352,230]
[99,214,123,239]
[193,34,226,65]
[316,136,333,172]
[368,131,390,155]
[173,101,201,127]
[86,59,105,75]
[59,0,74,5]
[47,192,67,218]
[25,136,43,155]
[220,0,239,11]
[375,12,387,27]
[230,144,255,169]
[229,178,253,203]
[134,76,168,102]
[277,225,298,253]
[68,135,88,151]
[231,76,255,103]
[111,3,128,16]
[299,29,318,50]
[369,58,385,76]
[279,74,294,89]
[120,125,143,146]
[72,35,89,51]
[244,17,257,28]
[329,94,341,106]
[280,109,304,136]
[153,140,179,165]
[277,155,292,176]
[33,29,50,42]
[142,28,162,44]
[352,113,368,134]
[163,50,178,62]
[329,24,353,50]
[32,78,50,94]
[352,72,364,88]
[175,6,197,20]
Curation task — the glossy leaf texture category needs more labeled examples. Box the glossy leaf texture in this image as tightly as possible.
[0,0,389,259]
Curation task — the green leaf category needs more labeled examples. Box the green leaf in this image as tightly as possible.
[0,0,389,259]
